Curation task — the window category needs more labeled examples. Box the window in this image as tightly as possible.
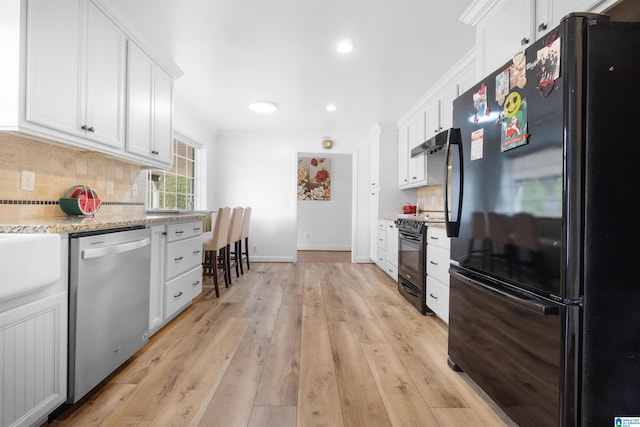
[147,137,198,210]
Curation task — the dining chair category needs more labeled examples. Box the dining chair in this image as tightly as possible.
[202,207,231,297]
[239,207,251,272]
[226,207,244,284]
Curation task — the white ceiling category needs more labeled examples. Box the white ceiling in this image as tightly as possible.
[105,0,475,134]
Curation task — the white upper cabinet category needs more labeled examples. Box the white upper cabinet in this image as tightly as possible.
[397,51,473,189]
[462,0,622,76]
[25,0,83,137]
[397,125,409,187]
[26,0,125,149]
[473,0,535,77]
[1,0,180,169]
[126,42,173,168]
[84,1,126,148]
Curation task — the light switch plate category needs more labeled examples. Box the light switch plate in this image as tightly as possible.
[106,180,114,195]
[21,170,35,191]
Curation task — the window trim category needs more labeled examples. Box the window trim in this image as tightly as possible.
[146,132,203,212]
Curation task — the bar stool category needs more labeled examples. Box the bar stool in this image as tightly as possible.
[226,207,244,284]
[239,207,251,273]
[202,207,231,297]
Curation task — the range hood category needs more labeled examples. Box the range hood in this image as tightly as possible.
[411,128,461,157]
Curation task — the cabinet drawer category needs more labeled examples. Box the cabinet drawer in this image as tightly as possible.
[190,265,203,299]
[427,227,450,251]
[164,266,200,319]
[427,244,450,285]
[385,262,398,281]
[426,276,449,323]
[166,236,202,280]
[377,248,386,270]
[378,228,386,249]
[166,220,203,243]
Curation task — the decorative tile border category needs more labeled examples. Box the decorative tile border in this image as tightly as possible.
[0,200,144,206]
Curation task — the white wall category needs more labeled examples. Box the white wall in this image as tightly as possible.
[210,131,371,262]
[297,153,352,251]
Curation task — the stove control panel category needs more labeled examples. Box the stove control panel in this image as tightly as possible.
[395,218,426,234]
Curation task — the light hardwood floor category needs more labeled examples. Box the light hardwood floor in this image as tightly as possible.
[48,262,512,427]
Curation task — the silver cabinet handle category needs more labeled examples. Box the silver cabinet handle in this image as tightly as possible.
[173,291,183,299]
[193,250,201,255]
[429,293,438,300]
[174,256,184,261]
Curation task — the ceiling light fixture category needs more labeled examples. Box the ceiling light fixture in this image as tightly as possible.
[248,101,278,113]
[336,39,354,54]
[326,104,337,112]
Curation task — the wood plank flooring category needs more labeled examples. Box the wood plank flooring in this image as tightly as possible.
[48,262,514,427]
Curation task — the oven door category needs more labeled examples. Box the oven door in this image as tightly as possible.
[397,230,424,283]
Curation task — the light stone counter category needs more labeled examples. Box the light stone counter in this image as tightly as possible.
[0,212,209,234]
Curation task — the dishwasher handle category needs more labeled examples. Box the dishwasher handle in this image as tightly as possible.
[82,237,151,260]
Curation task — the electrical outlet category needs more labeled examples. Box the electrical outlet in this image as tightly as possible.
[21,170,35,191]
[106,180,114,195]
[252,246,257,254]
[305,233,310,240]
[132,183,138,196]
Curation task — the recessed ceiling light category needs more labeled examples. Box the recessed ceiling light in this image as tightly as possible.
[336,39,354,54]
[248,101,278,113]
[326,104,337,112]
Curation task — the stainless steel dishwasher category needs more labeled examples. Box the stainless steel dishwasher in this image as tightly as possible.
[68,226,151,403]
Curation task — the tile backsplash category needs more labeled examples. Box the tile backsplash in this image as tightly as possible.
[417,185,444,214]
[0,134,146,219]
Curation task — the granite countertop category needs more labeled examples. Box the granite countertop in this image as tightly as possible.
[0,212,209,234]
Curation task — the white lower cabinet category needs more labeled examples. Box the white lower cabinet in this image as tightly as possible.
[426,276,450,323]
[375,219,398,281]
[149,219,203,335]
[385,220,398,281]
[425,227,451,323]
[165,267,202,319]
[0,291,68,427]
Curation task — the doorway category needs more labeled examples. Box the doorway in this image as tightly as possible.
[296,153,353,261]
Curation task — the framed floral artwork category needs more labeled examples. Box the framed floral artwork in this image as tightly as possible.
[297,157,331,200]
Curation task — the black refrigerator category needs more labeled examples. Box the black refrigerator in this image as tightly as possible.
[444,13,640,427]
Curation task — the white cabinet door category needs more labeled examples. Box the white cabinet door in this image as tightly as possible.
[153,67,173,166]
[149,225,165,335]
[84,1,126,148]
[126,41,173,167]
[407,114,425,186]
[25,0,82,135]
[369,188,380,262]
[477,0,534,75]
[397,124,409,187]
[0,292,68,427]
[424,99,441,138]
[439,84,458,131]
[535,0,598,38]
[370,127,381,188]
[385,220,398,268]
[126,41,154,159]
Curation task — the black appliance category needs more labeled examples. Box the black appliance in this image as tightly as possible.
[445,13,640,427]
[396,217,430,315]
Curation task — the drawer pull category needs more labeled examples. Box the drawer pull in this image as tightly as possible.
[194,227,201,231]
[114,345,123,353]
[429,293,438,300]
[521,37,529,45]
[175,230,184,234]
[174,256,184,261]
[430,236,439,240]
[430,261,438,266]
[173,291,183,299]
[193,250,201,255]
[192,280,200,287]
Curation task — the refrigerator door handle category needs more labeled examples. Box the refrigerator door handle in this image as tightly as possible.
[451,270,559,316]
[444,128,463,237]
